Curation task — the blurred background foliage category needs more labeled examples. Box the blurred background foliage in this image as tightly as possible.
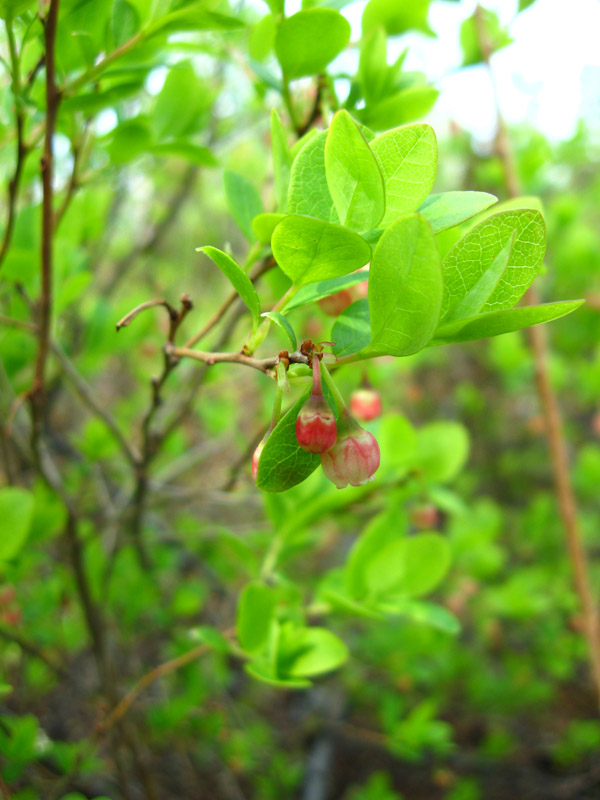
[0,0,599,798]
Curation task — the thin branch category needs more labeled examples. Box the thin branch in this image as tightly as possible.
[100,628,234,733]
[167,345,307,373]
[30,0,60,438]
[62,31,143,96]
[51,340,141,467]
[126,295,194,569]
[2,299,140,466]
[474,2,600,706]
[116,298,178,332]
[53,128,86,230]
[0,623,67,678]
[100,164,198,297]
[184,255,275,348]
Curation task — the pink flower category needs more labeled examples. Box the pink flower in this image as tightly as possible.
[350,389,382,422]
[296,355,337,454]
[296,394,337,453]
[321,414,380,489]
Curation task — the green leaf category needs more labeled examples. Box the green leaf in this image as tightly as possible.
[271,109,292,212]
[418,191,498,233]
[275,9,351,79]
[362,0,435,36]
[0,487,34,562]
[414,421,469,483]
[153,61,205,140]
[441,209,546,321]
[249,13,276,61]
[261,311,297,350]
[284,270,369,312]
[287,131,338,223]
[444,230,516,323]
[224,171,264,242]
[251,213,285,244]
[272,215,371,287]
[432,301,584,345]
[196,247,261,330]
[460,8,512,67]
[62,81,143,114]
[331,299,371,357]
[358,26,389,106]
[245,662,311,689]
[278,626,349,678]
[256,393,320,492]
[146,6,244,37]
[0,0,34,20]
[378,599,460,634]
[365,534,451,599]
[346,512,406,599]
[324,111,385,233]
[106,118,153,164]
[110,0,140,50]
[370,124,437,227]
[236,582,277,653]
[150,142,217,166]
[368,213,442,356]
[358,86,439,131]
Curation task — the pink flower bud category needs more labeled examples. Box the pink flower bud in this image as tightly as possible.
[410,504,439,529]
[318,288,355,317]
[350,389,382,422]
[296,395,337,453]
[321,414,380,488]
[317,280,369,317]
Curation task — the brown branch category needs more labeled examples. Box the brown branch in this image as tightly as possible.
[126,294,194,569]
[100,164,198,297]
[474,2,600,706]
[51,339,141,466]
[0,622,67,678]
[184,255,275,348]
[53,128,86,231]
[100,628,234,733]
[30,0,60,439]
[166,345,308,374]
[2,299,140,466]
[116,298,178,332]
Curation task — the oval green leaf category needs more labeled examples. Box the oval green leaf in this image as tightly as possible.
[370,124,437,226]
[196,247,261,330]
[368,213,442,356]
[275,9,351,79]
[272,215,371,287]
[324,110,385,233]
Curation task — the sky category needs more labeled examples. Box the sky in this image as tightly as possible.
[336,0,600,144]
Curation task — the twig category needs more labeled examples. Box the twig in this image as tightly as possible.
[116,298,178,332]
[62,31,143,95]
[2,299,140,466]
[101,627,235,732]
[100,164,198,297]
[53,128,86,230]
[474,2,600,706]
[127,295,194,569]
[184,255,275,348]
[30,0,60,439]
[166,345,290,373]
[51,339,141,466]
[0,623,67,678]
